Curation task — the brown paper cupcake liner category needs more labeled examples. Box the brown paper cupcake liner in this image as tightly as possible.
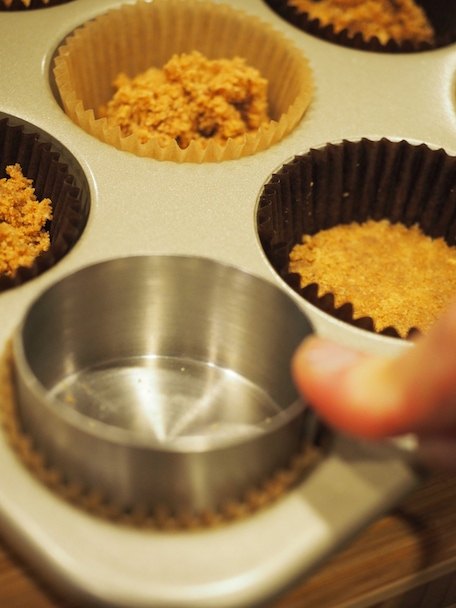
[262,0,456,53]
[0,0,74,10]
[52,0,314,163]
[0,343,322,530]
[257,137,456,339]
[0,113,90,291]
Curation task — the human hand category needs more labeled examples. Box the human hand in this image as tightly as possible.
[292,301,456,471]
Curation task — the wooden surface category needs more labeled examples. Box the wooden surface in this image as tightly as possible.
[1,473,456,608]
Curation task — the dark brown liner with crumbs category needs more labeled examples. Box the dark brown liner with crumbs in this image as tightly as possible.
[0,343,323,530]
[257,138,456,339]
[0,0,74,10]
[262,0,456,53]
[0,114,90,291]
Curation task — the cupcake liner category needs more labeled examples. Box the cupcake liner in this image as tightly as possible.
[262,0,456,53]
[0,113,90,291]
[0,0,74,10]
[0,344,322,528]
[52,0,314,163]
[257,138,456,339]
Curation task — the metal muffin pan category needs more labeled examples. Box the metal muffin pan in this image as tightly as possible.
[0,1,454,606]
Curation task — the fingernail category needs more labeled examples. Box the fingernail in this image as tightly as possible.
[295,338,364,375]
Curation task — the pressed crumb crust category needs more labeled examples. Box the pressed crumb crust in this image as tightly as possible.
[99,51,269,149]
[0,164,52,278]
[287,0,434,44]
[289,219,456,336]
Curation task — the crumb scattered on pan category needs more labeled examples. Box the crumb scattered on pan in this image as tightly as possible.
[0,164,52,278]
[287,0,434,44]
[289,219,456,336]
[64,392,76,406]
[99,51,269,149]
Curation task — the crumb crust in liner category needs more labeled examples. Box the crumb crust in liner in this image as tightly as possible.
[52,0,314,163]
[99,51,270,150]
[0,343,321,530]
[257,138,456,339]
[0,115,90,292]
[262,0,456,52]
[0,164,52,278]
[289,219,456,337]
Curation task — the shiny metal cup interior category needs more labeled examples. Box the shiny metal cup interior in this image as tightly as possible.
[12,255,314,513]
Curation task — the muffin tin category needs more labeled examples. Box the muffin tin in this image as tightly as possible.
[0,0,454,606]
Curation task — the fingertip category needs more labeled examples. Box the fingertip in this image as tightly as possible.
[291,337,411,439]
[292,336,364,380]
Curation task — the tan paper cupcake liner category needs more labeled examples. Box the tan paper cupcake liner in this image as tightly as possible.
[263,0,456,53]
[52,0,314,163]
[257,138,456,339]
[0,114,90,291]
[0,343,322,530]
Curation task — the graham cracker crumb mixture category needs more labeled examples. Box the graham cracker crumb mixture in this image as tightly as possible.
[0,164,52,278]
[287,0,434,44]
[289,219,456,336]
[99,51,269,149]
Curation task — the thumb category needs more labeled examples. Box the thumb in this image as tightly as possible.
[292,300,456,440]
[292,336,408,439]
